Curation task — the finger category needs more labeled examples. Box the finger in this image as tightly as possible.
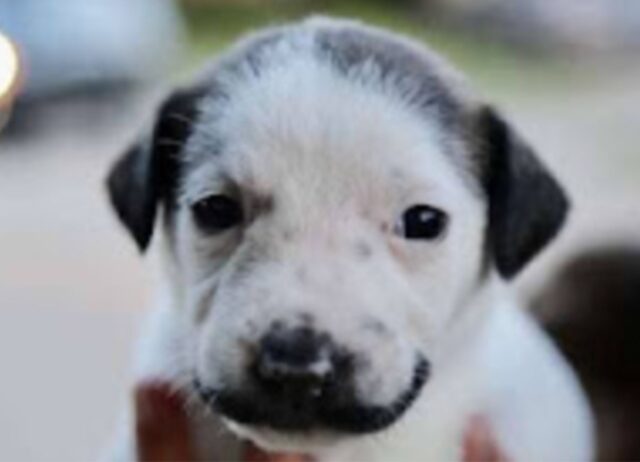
[242,442,313,462]
[135,382,196,462]
[463,416,511,462]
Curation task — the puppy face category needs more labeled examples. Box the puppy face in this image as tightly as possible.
[181,57,486,435]
[107,17,568,447]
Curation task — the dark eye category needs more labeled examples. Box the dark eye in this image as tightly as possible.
[191,195,243,232]
[399,205,448,240]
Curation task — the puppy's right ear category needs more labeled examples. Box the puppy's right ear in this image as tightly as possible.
[107,139,157,251]
[106,87,205,251]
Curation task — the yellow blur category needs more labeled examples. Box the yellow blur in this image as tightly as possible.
[0,31,20,106]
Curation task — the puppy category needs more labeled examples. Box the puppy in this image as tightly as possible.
[106,17,593,461]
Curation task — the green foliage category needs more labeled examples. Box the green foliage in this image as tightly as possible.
[182,0,579,96]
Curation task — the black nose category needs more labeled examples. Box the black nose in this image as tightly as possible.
[254,326,333,397]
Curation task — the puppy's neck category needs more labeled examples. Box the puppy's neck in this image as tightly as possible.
[436,274,511,367]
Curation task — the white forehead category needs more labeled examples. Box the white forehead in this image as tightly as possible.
[184,55,475,215]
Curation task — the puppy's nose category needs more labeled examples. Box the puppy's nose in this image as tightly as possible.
[254,326,333,397]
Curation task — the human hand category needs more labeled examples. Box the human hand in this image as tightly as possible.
[134,383,509,462]
[134,382,310,462]
[462,415,511,462]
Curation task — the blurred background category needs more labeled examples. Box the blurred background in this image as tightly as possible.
[0,0,639,460]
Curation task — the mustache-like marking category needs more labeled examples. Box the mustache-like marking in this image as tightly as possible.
[194,355,429,434]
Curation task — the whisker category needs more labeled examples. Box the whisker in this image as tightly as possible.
[166,113,195,126]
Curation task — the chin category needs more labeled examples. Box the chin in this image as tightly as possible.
[223,420,349,455]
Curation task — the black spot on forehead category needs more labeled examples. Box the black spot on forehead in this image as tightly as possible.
[314,26,463,128]
[311,24,484,196]
[199,21,465,130]
[217,28,289,79]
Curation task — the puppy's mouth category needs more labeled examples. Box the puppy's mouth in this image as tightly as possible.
[194,355,429,435]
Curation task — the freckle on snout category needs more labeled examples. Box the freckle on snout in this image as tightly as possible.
[362,316,390,337]
[354,240,373,259]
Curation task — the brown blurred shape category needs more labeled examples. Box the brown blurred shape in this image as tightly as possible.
[532,246,640,461]
[135,383,197,462]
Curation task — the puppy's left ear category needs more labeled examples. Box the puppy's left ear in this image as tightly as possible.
[107,87,205,251]
[479,107,570,279]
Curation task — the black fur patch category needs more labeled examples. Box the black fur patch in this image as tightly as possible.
[315,27,462,128]
[106,85,208,251]
[479,107,569,278]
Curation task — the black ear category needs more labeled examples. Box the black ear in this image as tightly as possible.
[106,87,205,251]
[480,107,569,279]
[107,140,157,250]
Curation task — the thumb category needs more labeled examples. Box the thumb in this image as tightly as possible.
[134,382,196,461]
[462,415,511,462]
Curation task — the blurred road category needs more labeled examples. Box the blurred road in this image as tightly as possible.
[0,118,151,460]
[0,65,639,460]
